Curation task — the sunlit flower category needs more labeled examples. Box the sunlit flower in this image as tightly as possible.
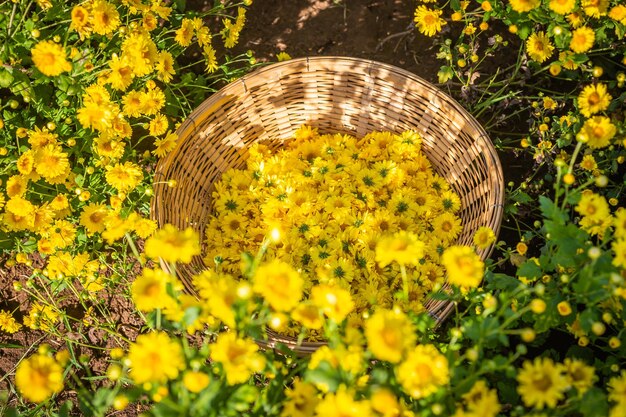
[311,284,354,322]
[579,116,616,149]
[70,5,90,38]
[473,226,496,249]
[281,378,319,417]
[105,161,143,192]
[375,231,425,267]
[183,371,211,393]
[175,18,195,46]
[577,84,611,117]
[79,203,108,234]
[144,224,201,264]
[526,32,554,63]
[204,45,219,74]
[569,26,595,54]
[91,0,120,35]
[106,54,133,91]
[365,309,416,363]
[15,353,64,403]
[441,245,484,288]
[153,131,178,157]
[127,332,184,384]
[582,0,608,17]
[0,310,22,334]
[413,6,446,37]
[315,388,372,417]
[549,0,576,14]
[253,260,303,312]
[608,370,626,405]
[397,344,449,399]
[149,114,169,136]
[155,50,176,82]
[509,0,540,12]
[131,268,179,312]
[210,332,265,385]
[609,5,626,24]
[31,41,71,77]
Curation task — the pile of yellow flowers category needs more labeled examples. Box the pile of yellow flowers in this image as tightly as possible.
[204,125,468,336]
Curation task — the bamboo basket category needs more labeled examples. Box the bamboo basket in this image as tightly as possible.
[151,56,504,354]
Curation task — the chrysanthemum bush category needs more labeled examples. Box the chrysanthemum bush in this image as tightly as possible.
[0,0,255,413]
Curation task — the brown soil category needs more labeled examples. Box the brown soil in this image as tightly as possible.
[0,1,441,415]
[231,0,440,81]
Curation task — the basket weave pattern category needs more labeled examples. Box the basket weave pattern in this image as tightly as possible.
[151,57,504,350]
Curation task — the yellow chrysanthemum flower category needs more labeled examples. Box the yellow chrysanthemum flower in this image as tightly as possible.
[175,18,195,46]
[397,344,449,399]
[144,224,201,264]
[281,378,320,417]
[210,332,265,385]
[582,0,608,17]
[315,388,372,417]
[549,0,576,14]
[34,144,70,182]
[509,0,540,13]
[614,208,626,239]
[517,357,569,409]
[612,239,626,269]
[77,203,107,235]
[310,284,354,323]
[0,310,22,334]
[473,226,496,249]
[121,32,157,77]
[106,54,133,91]
[15,353,64,403]
[413,6,446,37]
[526,32,554,63]
[149,131,175,157]
[155,50,176,83]
[31,40,71,77]
[127,332,184,384]
[578,116,616,149]
[608,370,626,404]
[23,302,59,331]
[131,268,179,312]
[375,231,425,267]
[365,309,416,363]
[441,245,484,288]
[183,371,211,393]
[569,26,595,54]
[253,260,303,312]
[577,83,611,118]
[609,5,626,24]
[105,161,143,192]
[564,358,596,394]
[91,0,120,35]
[462,380,501,416]
[70,5,90,39]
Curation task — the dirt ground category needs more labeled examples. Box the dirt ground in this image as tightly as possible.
[230,0,441,81]
[0,1,443,414]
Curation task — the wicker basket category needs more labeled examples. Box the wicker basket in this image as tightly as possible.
[151,56,504,353]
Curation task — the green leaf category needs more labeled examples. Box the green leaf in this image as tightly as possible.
[305,360,341,393]
[517,24,532,40]
[580,387,609,417]
[516,260,542,281]
[487,272,521,292]
[539,196,567,224]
